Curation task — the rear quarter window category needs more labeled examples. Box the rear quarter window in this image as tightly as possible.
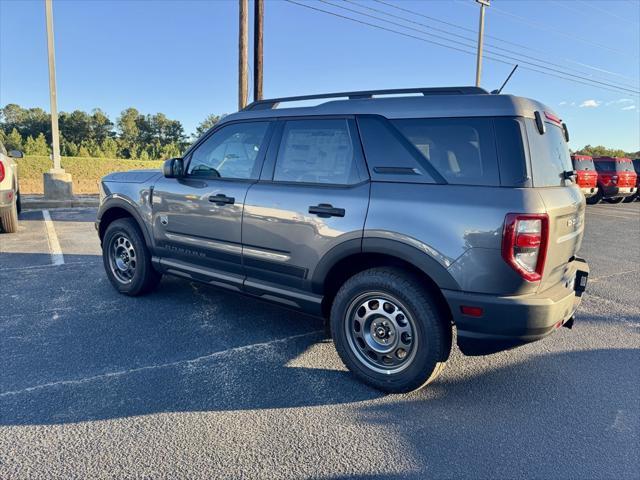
[392,117,500,186]
[525,119,573,187]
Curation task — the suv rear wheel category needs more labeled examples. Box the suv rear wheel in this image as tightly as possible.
[330,267,451,393]
[605,197,624,204]
[0,197,18,233]
[102,218,161,295]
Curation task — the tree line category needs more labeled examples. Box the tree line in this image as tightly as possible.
[573,144,639,159]
[0,104,223,160]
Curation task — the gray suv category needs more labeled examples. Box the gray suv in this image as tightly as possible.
[97,87,589,393]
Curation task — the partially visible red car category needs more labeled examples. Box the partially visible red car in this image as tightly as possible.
[571,155,598,201]
[590,157,637,204]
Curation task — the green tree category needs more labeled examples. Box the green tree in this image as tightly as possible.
[101,137,118,158]
[23,133,50,155]
[194,114,222,139]
[161,142,181,159]
[59,110,91,145]
[89,108,114,143]
[61,137,79,156]
[77,145,91,157]
[5,128,24,151]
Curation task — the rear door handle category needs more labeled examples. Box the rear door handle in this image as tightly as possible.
[209,194,235,205]
[309,204,345,218]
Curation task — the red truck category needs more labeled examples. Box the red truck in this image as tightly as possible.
[589,157,637,204]
[571,155,598,201]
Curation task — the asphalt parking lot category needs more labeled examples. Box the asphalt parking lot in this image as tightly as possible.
[1,203,638,479]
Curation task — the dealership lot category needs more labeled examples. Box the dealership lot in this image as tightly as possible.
[1,203,638,479]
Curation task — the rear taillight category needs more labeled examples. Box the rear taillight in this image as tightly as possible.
[0,162,4,182]
[502,213,549,282]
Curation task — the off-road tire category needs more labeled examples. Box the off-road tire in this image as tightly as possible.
[0,199,18,233]
[586,191,601,205]
[605,197,624,204]
[330,267,451,393]
[102,218,161,295]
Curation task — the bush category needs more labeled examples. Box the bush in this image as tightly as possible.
[16,155,164,194]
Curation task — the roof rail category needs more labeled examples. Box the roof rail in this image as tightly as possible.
[244,86,488,111]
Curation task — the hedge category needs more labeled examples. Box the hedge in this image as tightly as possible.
[17,156,163,194]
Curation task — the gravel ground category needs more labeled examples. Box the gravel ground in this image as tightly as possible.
[0,203,638,479]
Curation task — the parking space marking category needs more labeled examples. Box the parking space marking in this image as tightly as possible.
[42,209,64,266]
[0,330,324,398]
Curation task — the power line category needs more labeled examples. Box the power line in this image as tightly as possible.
[283,0,639,96]
[345,0,638,89]
[456,0,635,57]
[316,0,639,94]
[576,0,640,28]
[372,0,638,84]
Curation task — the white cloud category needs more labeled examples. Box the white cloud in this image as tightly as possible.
[579,99,601,108]
[606,98,634,105]
[621,105,636,111]
[559,101,568,106]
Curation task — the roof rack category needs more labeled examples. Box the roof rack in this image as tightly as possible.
[243,86,488,111]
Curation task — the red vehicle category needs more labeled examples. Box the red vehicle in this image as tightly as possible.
[571,155,598,201]
[589,157,638,204]
[623,159,640,203]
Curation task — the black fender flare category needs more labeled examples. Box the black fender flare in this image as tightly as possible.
[97,196,153,246]
[311,237,459,294]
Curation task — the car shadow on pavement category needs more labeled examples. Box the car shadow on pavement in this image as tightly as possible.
[0,331,383,426]
[353,347,640,480]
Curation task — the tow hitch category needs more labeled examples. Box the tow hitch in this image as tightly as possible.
[563,316,575,329]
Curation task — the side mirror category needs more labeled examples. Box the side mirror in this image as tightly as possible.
[8,150,24,159]
[163,158,184,178]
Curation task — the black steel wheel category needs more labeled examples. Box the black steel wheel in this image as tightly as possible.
[331,267,451,393]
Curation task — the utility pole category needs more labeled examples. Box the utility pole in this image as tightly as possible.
[253,0,263,102]
[44,0,72,200]
[238,0,248,110]
[475,0,490,87]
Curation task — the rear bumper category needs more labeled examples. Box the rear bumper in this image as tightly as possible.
[580,186,598,198]
[444,258,589,356]
[0,189,15,209]
[601,185,636,198]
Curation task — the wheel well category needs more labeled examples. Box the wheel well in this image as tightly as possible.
[98,207,134,242]
[321,253,454,325]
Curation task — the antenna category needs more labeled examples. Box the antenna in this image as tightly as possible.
[492,64,519,94]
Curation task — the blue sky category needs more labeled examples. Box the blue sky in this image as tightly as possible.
[1,0,638,151]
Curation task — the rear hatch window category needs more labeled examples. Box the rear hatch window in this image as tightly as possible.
[525,120,573,187]
[572,158,595,171]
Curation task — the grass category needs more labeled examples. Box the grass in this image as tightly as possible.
[17,156,164,194]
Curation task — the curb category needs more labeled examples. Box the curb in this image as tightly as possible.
[22,195,99,210]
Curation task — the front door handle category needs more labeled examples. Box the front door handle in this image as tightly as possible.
[309,204,345,218]
[209,194,235,205]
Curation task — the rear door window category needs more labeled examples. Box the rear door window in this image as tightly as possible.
[525,119,573,187]
[392,117,500,186]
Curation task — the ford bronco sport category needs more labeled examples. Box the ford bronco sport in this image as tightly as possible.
[97,87,589,393]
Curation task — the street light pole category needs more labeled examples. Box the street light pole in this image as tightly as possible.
[43,0,72,200]
[45,0,61,170]
[475,0,490,88]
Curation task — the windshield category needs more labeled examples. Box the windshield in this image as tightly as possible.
[573,159,595,171]
[526,120,573,187]
[595,161,635,173]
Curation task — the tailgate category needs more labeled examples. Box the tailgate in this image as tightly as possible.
[536,186,585,292]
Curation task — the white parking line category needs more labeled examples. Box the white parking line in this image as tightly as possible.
[0,330,324,397]
[42,209,64,266]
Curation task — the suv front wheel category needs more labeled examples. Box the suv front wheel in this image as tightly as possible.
[330,267,451,393]
[102,218,161,295]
